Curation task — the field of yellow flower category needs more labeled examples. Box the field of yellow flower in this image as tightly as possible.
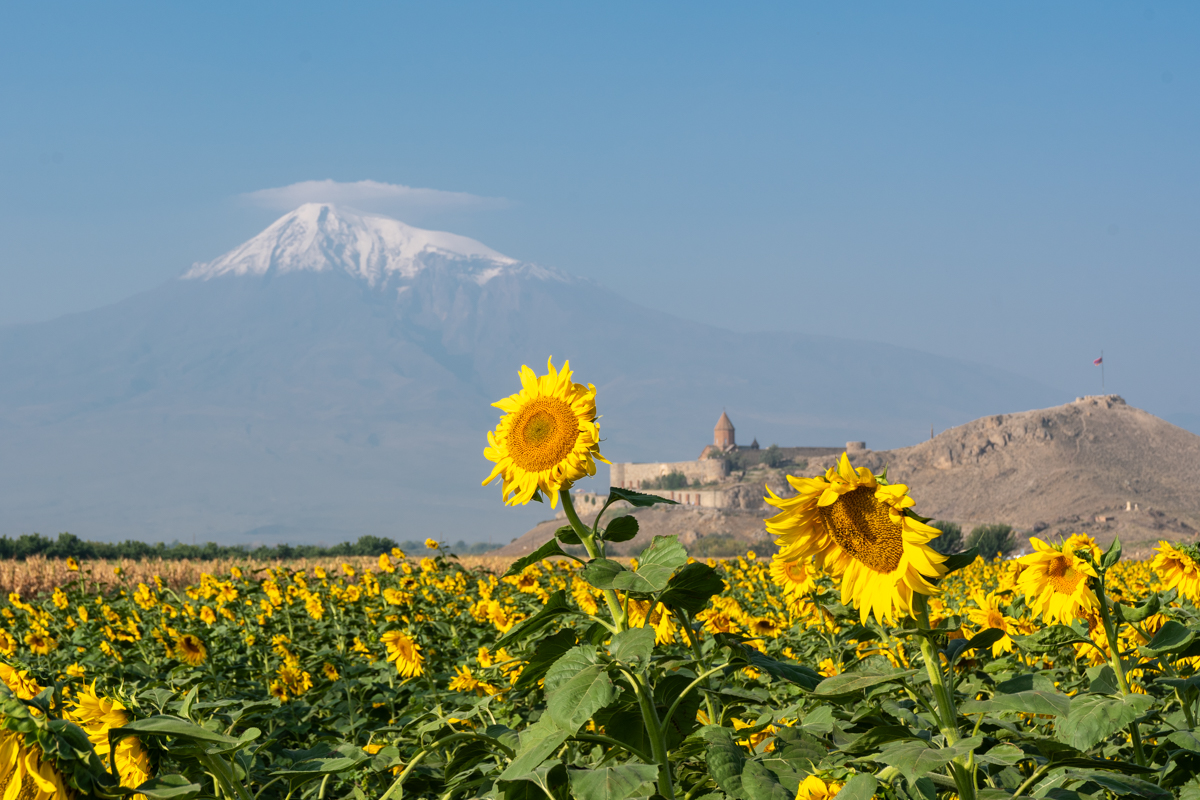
[2,356,1198,800]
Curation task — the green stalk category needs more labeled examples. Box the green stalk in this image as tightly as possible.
[676,610,720,725]
[620,668,676,800]
[914,597,976,800]
[560,490,627,631]
[1095,578,1148,766]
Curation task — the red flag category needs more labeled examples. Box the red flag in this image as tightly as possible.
[1093,356,1103,365]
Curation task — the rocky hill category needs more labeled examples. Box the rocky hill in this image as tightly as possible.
[497,395,1200,561]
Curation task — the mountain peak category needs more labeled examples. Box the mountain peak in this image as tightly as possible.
[183,203,523,285]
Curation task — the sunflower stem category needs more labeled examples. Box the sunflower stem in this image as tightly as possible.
[915,597,976,800]
[1095,577,1148,767]
[560,489,627,631]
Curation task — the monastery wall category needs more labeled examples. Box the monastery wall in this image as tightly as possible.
[609,459,728,489]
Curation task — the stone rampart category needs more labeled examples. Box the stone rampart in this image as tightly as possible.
[609,459,728,489]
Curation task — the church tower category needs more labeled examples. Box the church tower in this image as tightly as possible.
[714,411,735,451]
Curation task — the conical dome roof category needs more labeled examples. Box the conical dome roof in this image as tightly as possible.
[715,411,734,431]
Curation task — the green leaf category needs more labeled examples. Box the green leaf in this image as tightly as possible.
[837,774,879,800]
[612,536,688,593]
[602,516,640,543]
[1114,592,1161,624]
[996,674,1056,694]
[959,690,1071,718]
[582,559,627,591]
[1101,535,1122,569]
[495,590,572,649]
[608,627,655,667]
[131,775,204,800]
[543,645,600,696]
[1086,665,1120,695]
[1011,625,1091,653]
[738,646,823,690]
[503,539,573,578]
[811,670,919,699]
[567,765,659,800]
[1138,620,1196,657]
[555,525,583,545]
[940,547,979,576]
[660,563,726,614]
[514,630,578,691]
[948,628,1004,663]
[844,725,922,754]
[607,487,678,507]
[547,665,617,733]
[875,736,982,783]
[498,716,571,782]
[1058,693,1155,750]
[700,726,791,800]
[109,715,256,753]
[974,743,1024,765]
[274,755,367,776]
[1061,769,1172,800]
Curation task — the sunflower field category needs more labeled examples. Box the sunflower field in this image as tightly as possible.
[3,358,1200,800]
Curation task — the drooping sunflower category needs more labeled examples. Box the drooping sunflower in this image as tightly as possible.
[66,685,152,793]
[173,633,207,666]
[768,555,818,601]
[795,775,845,800]
[483,357,607,508]
[381,631,424,678]
[0,664,41,701]
[1016,537,1099,623]
[764,453,947,624]
[965,592,1018,656]
[1151,541,1200,604]
[0,731,70,800]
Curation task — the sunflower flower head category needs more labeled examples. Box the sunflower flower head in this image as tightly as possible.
[381,631,424,679]
[1017,537,1099,624]
[173,633,207,666]
[483,357,608,508]
[1151,541,1200,604]
[765,453,947,625]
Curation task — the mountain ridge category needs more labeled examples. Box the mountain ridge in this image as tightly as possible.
[0,206,1066,544]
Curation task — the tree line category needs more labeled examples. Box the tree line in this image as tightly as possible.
[0,532,500,562]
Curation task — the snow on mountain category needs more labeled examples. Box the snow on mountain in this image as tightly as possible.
[184,203,555,286]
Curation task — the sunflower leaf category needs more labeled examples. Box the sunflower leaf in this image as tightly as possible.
[612,536,687,593]
[811,670,918,699]
[547,664,617,733]
[1010,624,1091,653]
[607,487,679,507]
[494,590,572,649]
[1057,693,1155,750]
[660,563,726,614]
[582,558,627,590]
[503,539,574,578]
[1114,592,1162,624]
[555,525,583,545]
[601,515,640,543]
[938,548,980,577]
[1138,620,1196,657]
[1101,535,1123,569]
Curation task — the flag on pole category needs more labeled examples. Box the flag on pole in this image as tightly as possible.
[1093,356,1103,365]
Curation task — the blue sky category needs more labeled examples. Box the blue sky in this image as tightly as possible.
[2,2,1198,428]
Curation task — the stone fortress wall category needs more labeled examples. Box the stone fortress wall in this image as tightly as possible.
[604,412,855,511]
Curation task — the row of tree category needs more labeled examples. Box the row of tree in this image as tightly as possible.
[0,532,500,562]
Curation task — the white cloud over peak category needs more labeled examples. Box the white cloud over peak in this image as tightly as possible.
[242,179,510,215]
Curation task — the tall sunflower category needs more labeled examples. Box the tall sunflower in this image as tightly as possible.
[483,357,607,508]
[764,453,947,624]
[1016,537,1099,623]
[965,592,1017,656]
[768,555,818,601]
[1151,541,1200,604]
[381,631,424,678]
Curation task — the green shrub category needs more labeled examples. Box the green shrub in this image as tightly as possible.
[929,521,963,555]
[967,523,1017,561]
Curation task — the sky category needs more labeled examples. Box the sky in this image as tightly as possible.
[1,2,1198,430]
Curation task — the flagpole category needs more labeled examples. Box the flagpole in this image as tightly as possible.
[1101,349,1105,392]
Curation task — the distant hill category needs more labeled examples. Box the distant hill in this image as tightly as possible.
[498,395,1200,561]
[0,204,1060,545]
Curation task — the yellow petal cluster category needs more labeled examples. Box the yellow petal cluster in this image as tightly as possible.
[765,453,947,624]
[483,357,608,508]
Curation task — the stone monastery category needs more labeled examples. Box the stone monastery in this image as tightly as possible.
[604,413,850,510]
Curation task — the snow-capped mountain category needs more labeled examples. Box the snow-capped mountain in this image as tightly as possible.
[185,203,563,287]
[0,207,1062,545]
